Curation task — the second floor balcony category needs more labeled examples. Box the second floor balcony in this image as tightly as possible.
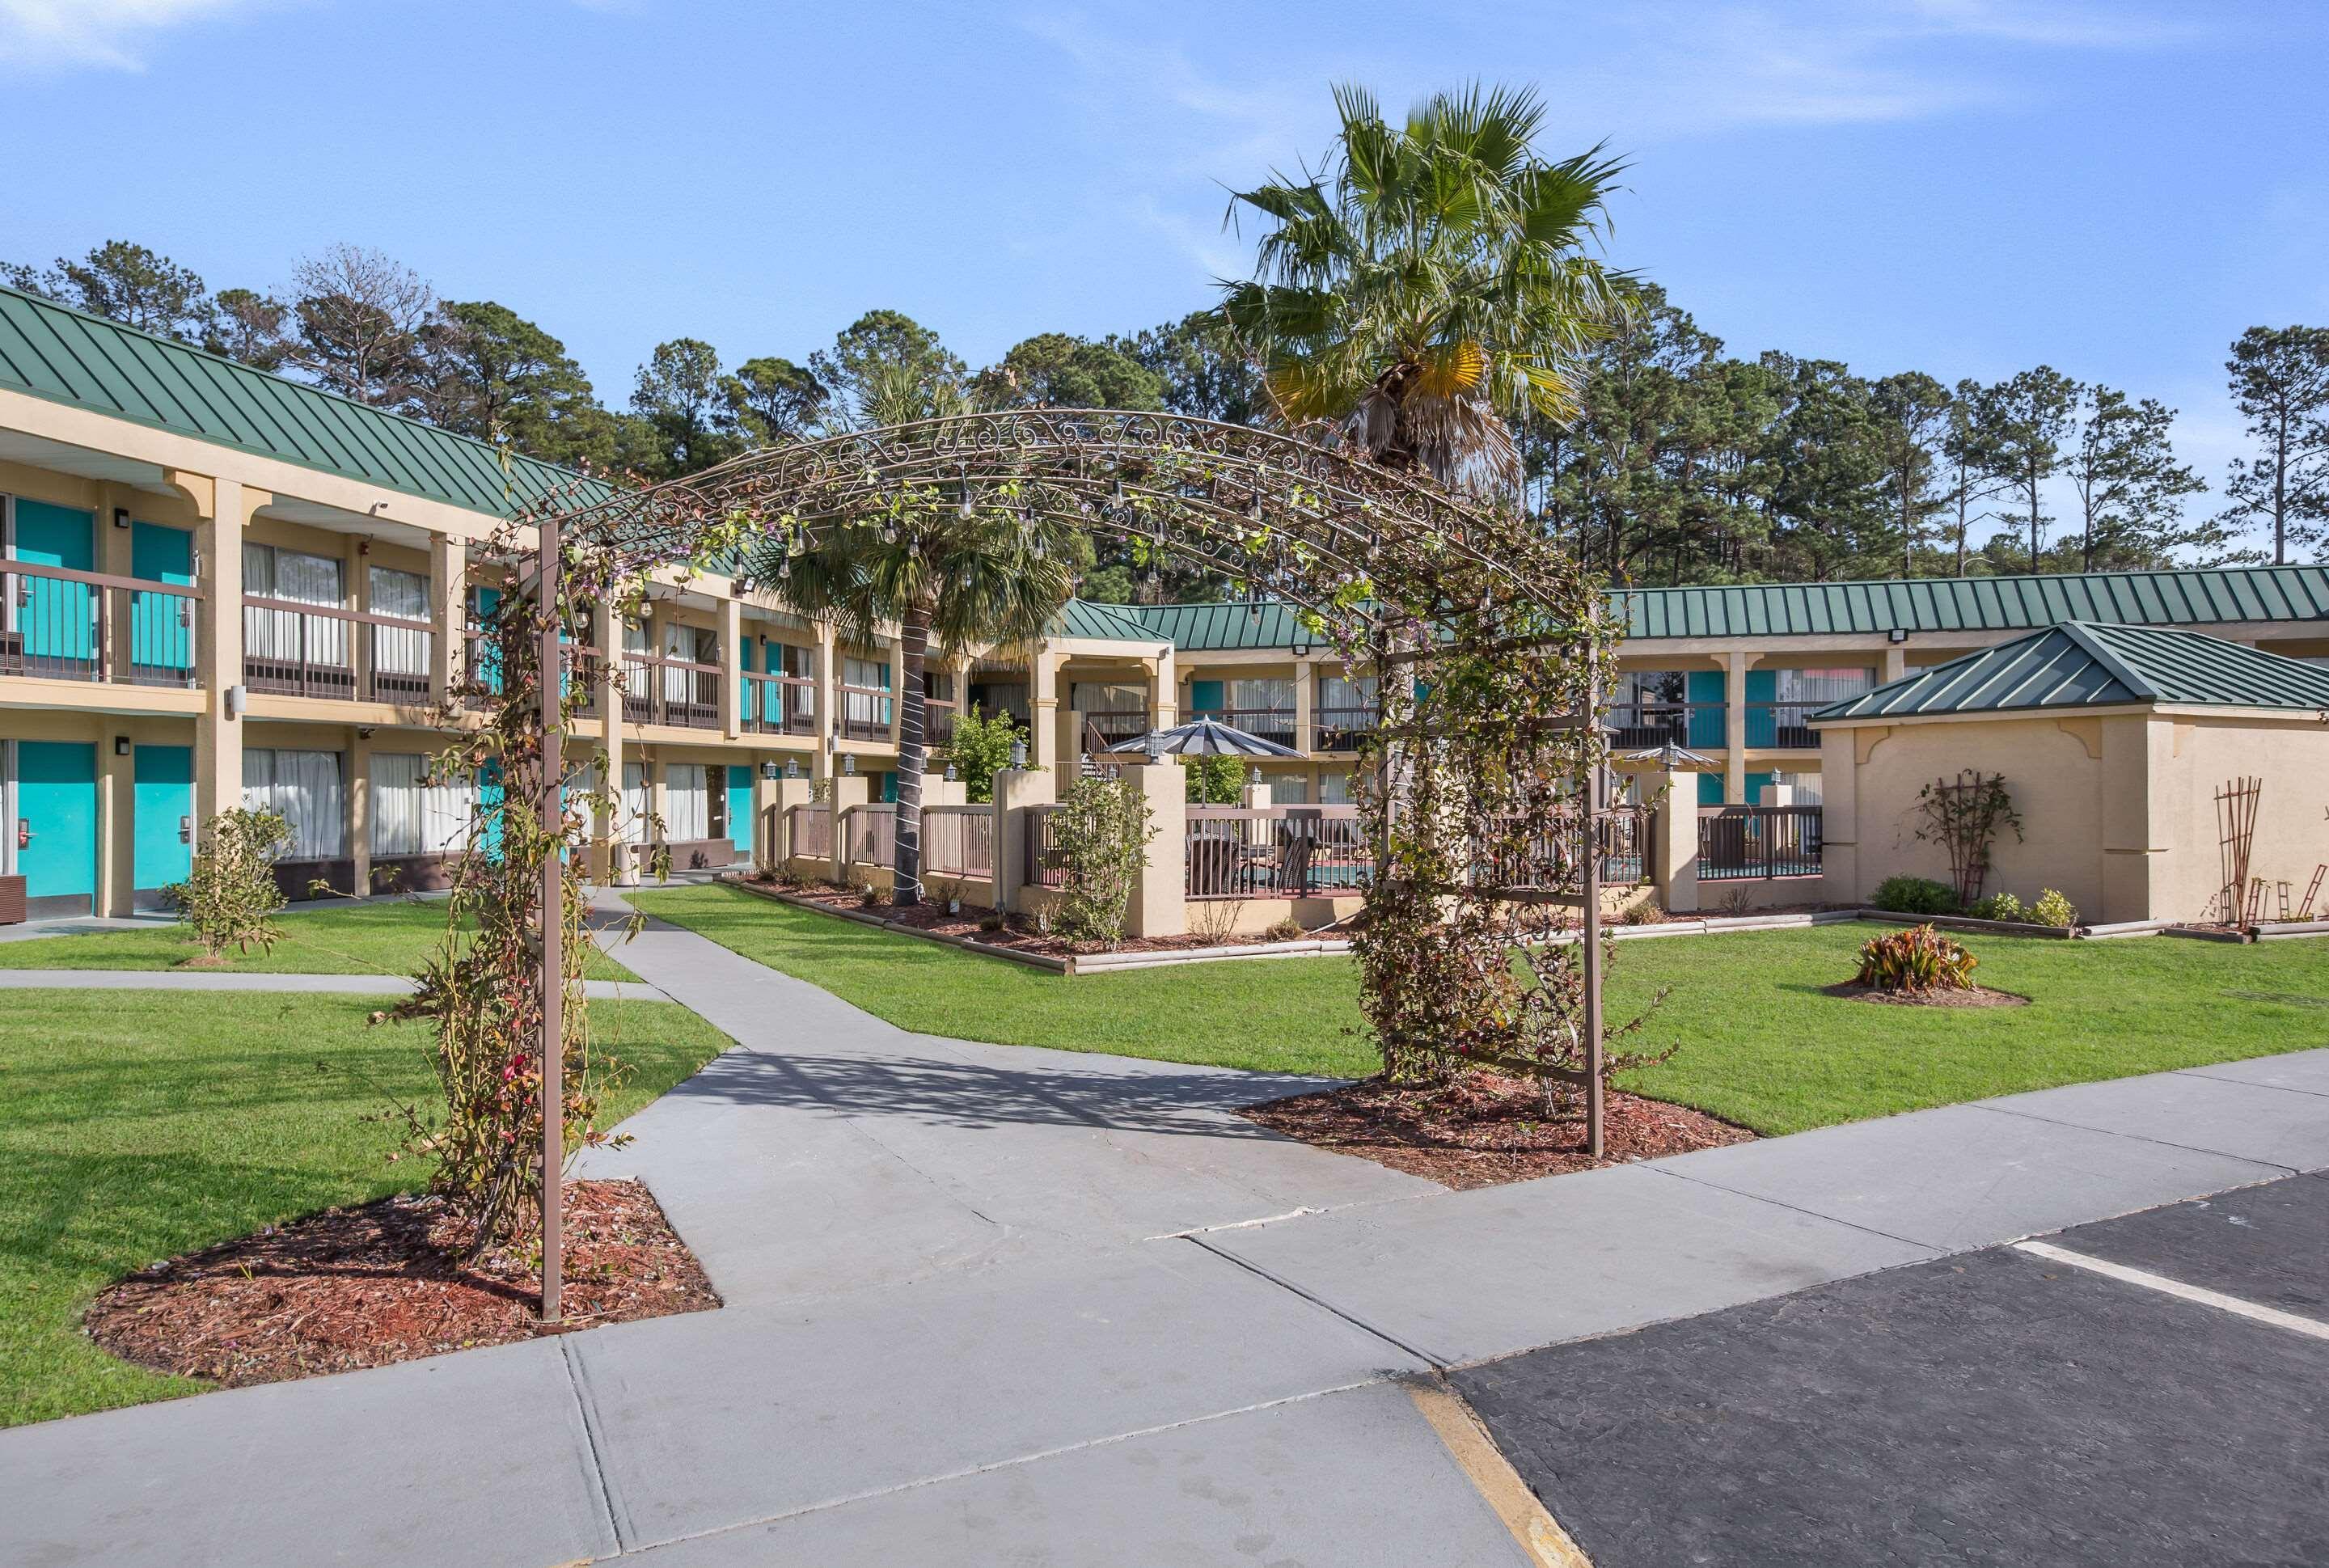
[1190,706,1297,749]
[2,560,203,690]
[244,598,434,704]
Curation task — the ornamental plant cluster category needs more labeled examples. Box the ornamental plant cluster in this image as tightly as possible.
[1856,923,1980,993]
[165,806,291,957]
[1050,776,1156,948]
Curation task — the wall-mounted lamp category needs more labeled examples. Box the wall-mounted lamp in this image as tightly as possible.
[843,754,857,776]
[111,507,130,530]
[1887,628,1908,644]
[113,736,131,756]
[356,726,374,740]
[1008,741,1027,770]
[225,684,247,720]
[785,758,801,780]
[760,761,782,781]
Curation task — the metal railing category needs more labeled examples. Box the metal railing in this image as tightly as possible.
[1025,804,1067,888]
[742,673,818,736]
[786,803,833,860]
[1742,701,1828,750]
[1475,806,1649,891]
[1604,701,1727,750]
[0,560,202,687]
[1190,707,1297,748]
[924,703,958,746]
[1313,706,1375,751]
[1076,710,1151,750]
[623,653,721,729]
[1186,805,1369,899]
[459,631,600,715]
[924,805,995,877]
[838,683,892,742]
[1698,805,1823,881]
[844,803,895,868]
[245,597,444,703]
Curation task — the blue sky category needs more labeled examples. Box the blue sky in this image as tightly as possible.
[4,1,2326,547]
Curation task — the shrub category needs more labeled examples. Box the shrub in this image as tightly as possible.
[2031,888,2078,928]
[1181,754,1248,805]
[164,808,292,957]
[1968,891,2026,923]
[1856,923,1980,993]
[1051,776,1156,948]
[1263,915,1306,943]
[1870,874,1961,915]
[945,704,1024,803]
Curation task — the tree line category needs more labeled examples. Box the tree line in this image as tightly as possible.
[10,238,2327,590]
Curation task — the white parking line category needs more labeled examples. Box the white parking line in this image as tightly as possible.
[2013,1240,2329,1342]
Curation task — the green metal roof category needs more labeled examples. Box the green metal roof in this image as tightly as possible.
[1615,567,2329,640]
[1129,599,1327,652]
[0,281,594,519]
[1050,598,1160,643]
[1813,622,2329,721]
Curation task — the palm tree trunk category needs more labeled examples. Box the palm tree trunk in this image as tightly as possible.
[893,606,929,907]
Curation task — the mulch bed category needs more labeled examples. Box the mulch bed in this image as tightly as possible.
[760,879,1338,956]
[85,1180,718,1388]
[1823,983,2031,1008]
[1242,1074,1752,1190]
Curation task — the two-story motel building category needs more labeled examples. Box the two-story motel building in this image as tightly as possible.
[5,280,2327,919]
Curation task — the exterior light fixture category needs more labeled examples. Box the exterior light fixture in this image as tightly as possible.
[1249,764,1262,785]
[113,736,131,756]
[957,482,974,519]
[785,758,801,780]
[1887,628,1908,644]
[112,507,130,530]
[225,684,247,720]
[945,763,958,782]
[1008,740,1027,769]
[843,754,856,776]
[760,761,781,781]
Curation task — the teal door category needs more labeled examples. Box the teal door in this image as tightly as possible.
[738,637,758,727]
[471,585,503,695]
[129,522,195,681]
[1684,670,1726,750]
[16,740,96,907]
[12,500,95,669]
[1190,679,1224,716]
[1698,771,1725,807]
[726,765,754,853]
[133,744,193,892]
[1745,769,1776,806]
[1743,668,1778,748]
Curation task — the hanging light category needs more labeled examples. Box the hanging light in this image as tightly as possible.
[957,480,974,519]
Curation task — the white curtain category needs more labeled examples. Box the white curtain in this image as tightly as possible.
[621,761,648,844]
[243,747,345,859]
[844,654,892,728]
[243,545,347,666]
[1229,677,1293,712]
[1318,771,1353,804]
[1072,681,1145,713]
[1774,667,1875,704]
[1318,674,1377,712]
[1267,771,1310,805]
[661,622,696,706]
[663,763,709,840]
[370,753,472,856]
[368,565,431,676]
[622,620,650,704]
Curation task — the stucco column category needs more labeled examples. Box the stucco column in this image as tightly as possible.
[1649,766,1699,915]
[194,477,252,832]
[991,765,1055,914]
[1125,760,1186,937]
[1029,649,1061,779]
[2099,715,2170,923]
[97,726,130,918]
[828,771,869,884]
[1153,648,1178,729]
[1881,645,1907,684]
[769,775,814,870]
[1293,656,1314,754]
[348,726,373,896]
[429,533,466,701]
[1817,725,1862,906]
[718,598,742,739]
[1722,649,1760,805]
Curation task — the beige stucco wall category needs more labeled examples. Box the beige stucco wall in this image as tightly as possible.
[2155,715,2329,922]
[1820,714,2110,918]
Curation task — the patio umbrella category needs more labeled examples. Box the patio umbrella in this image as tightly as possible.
[1105,716,1306,759]
[1617,740,1720,771]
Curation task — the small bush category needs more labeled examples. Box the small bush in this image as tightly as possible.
[2031,888,2078,928]
[1856,923,1980,993]
[1870,875,1961,916]
[1262,915,1306,943]
[1051,777,1156,948]
[164,808,292,957]
[1181,754,1248,805]
[1968,891,2026,923]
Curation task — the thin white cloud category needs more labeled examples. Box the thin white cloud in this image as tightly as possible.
[0,0,282,71]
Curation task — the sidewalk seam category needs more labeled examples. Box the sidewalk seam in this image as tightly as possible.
[1183,1232,1448,1367]
[1638,1162,1945,1252]
[2170,1064,2329,1101]
[560,1337,633,1554]
[1967,1101,2303,1175]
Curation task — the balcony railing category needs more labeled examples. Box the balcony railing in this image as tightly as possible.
[786,803,833,860]
[244,597,439,704]
[838,683,892,742]
[1076,710,1152,751]
[459,630,601,716]
[1604,701,1727,750]
[844,802,895,868]
[742,673,818,737]
[1186,805,1368,898]
[924,703,957,747]
[924,805,994,877]
[1313,706,1375,751]
[623,653,721,729]
[1743,701,1828,750]
[0,560,202,688]
[1190,707,1296,749]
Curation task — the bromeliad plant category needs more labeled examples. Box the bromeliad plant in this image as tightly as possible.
[1856,923,1980,994]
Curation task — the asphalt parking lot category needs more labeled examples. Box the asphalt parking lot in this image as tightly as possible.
[1456,1173,2329,1566]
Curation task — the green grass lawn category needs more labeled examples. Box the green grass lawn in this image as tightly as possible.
[0,898,637,982]
[633,884,2329,1139]
[0,989,727,1430]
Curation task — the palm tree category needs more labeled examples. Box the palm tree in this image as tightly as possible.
[746,463,1080,907]
[1219,82,1630,497]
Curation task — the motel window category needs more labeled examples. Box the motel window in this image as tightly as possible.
[243,747,345,860]
[663,763,711,841]
[371,753,472,857]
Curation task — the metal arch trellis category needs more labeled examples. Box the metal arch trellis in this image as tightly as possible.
[445,410,1628,1324]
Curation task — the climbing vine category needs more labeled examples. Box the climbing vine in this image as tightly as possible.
[1914,770,2023,907]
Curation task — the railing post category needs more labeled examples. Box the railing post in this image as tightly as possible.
[1126,760,1186,938]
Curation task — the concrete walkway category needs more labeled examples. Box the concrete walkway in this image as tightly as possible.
[0,969,660,1000]
[3,893,2325,1566]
